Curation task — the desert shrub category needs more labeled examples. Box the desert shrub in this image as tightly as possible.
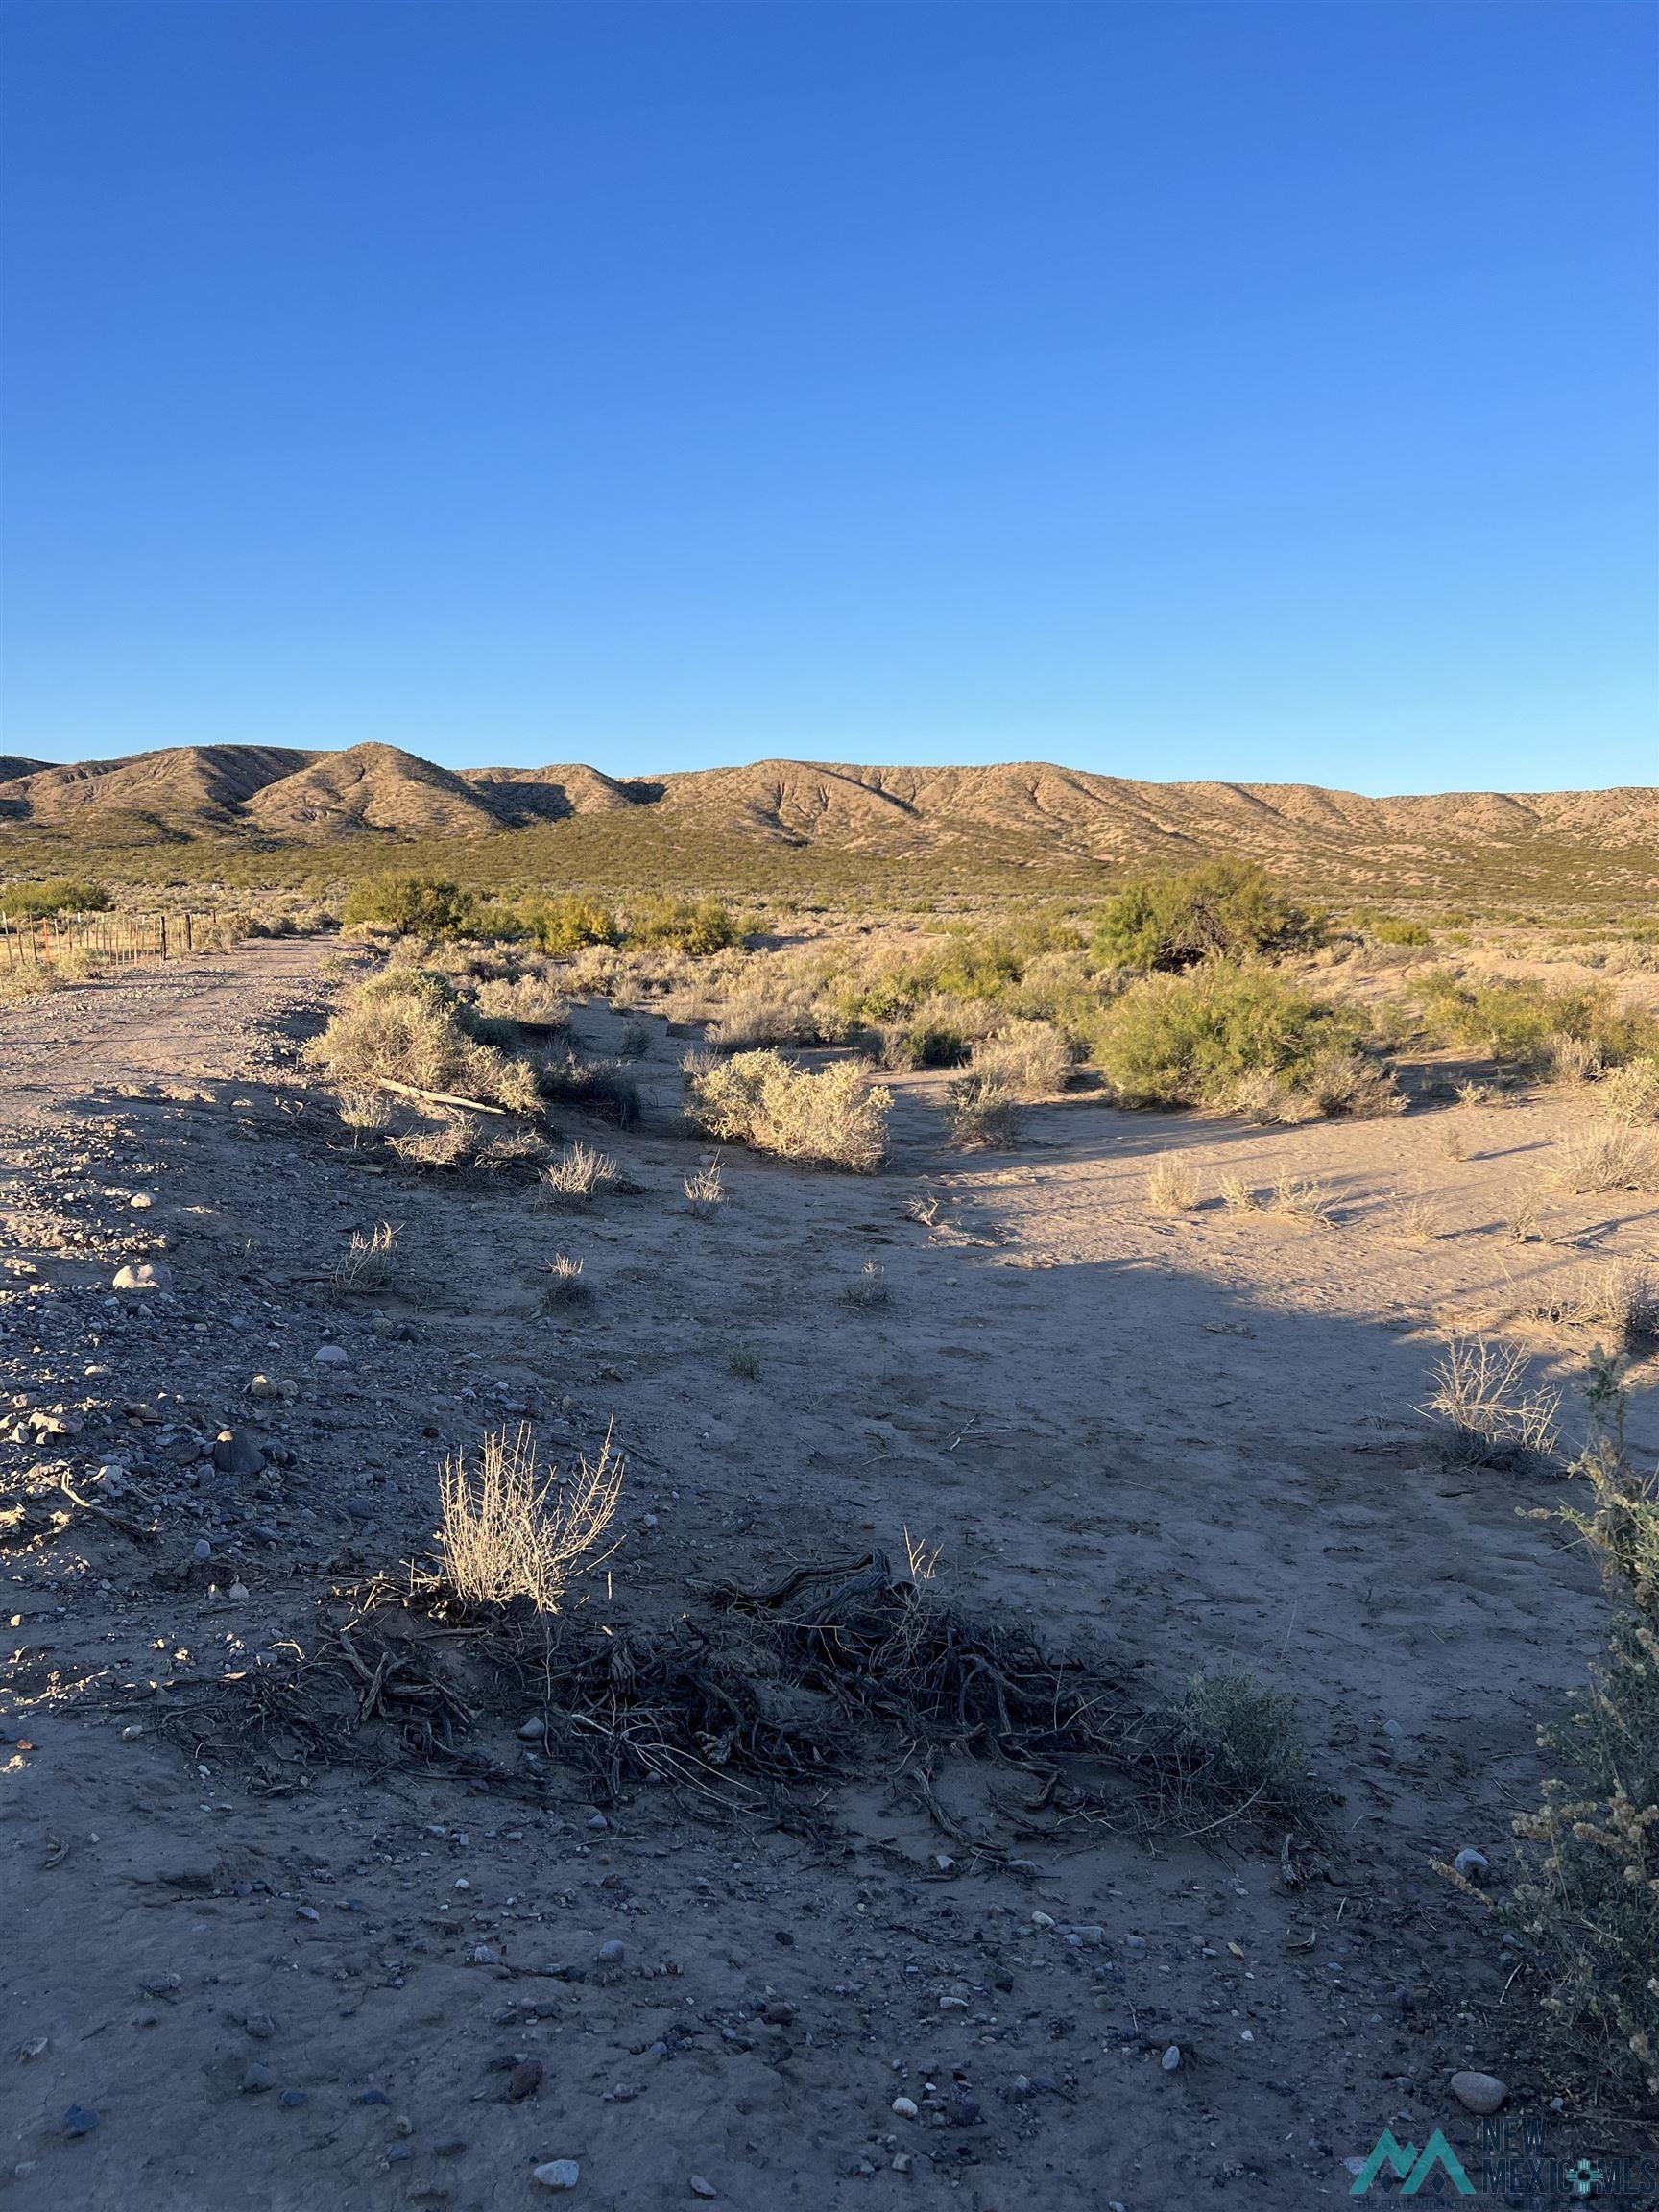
[0,966,59,1001]
[341,875,504,942]
[518,895,620,958]
[1526,1262,1659,1354]
[946,1073,1023,1147]
[1506,1360,1659,2100]
[390,1115,476,1168]
[1164,1671,1311,1827]
[684,1157,727,1214]
[2,878,111,920]
[1599,1057,1659,1125]
[1299,1046,1406,1119]
[1092,860,1320,974]
[708,982,829,1051]
[628,896,742,956]
[1385,1193,1444,1243]
[541,1252,589,1309]
[878,1015,973,1070]
[306,969,541,1112]
[1546,1126,1659,1195]
[842,1260,891,1310]
[685,1048,891,1171]
[1090,964,1373,1111]
[1368,916,1432,948]
[1144,1153,1200,1212]
[1416,972,1659,1070]
[436,1422,621,1610]
[333,1221,400,1292]
[1264,1170,1334,1228]
[540,1141,616,1202]
[968,1019,1072,1099]
[1224,1069,1319,1125]
[470,972,568,1029]
[1423,1334,1561,1465]
[536,1052,642,1127]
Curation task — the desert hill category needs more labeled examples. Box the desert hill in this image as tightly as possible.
[0,742,1653,899]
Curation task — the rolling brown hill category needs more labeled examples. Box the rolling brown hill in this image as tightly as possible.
[0,742,1653,901]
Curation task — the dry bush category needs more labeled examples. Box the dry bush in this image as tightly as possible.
[685,1049,891,1172]
[1144,1153,1201,1213]
[1507,1187,1545,1243]
[1598,1056,1659,1125]
[541,1251,589,1308]
[707,983,827,1051]
[946,1073,1023,1147]
[841,1260,891,1310]
[616,1019,654,1059]
[967,1020,1072,1100]
[536,1052,642,1127]
[1439,1121,1470,1162]
[436,1422,622,1612]
[1545,1033,1602,1087]
[471,972,569,1029]
[334,1221,399,1293]
[1546,1125,1659,1195]
[1166,1671,1311,1828]
[390,1116,476,1169]
[52,943,104,982]
[1506,1358,1659,2101]
[307,970,541,1112]
[540,1141,617,1203]
[1300,1046,1406,1119]
[0,968,58,1001]
[1526,1262,1659,1353]
[1264,1170,1334,1228]
[1225,1070,1319,1125]
[1218,1172,1258,1214]
[684,1157,726,1215]
[1386,1192,1443,1243]
[1423,1334,1561,1464]
[474,1125,548,1173]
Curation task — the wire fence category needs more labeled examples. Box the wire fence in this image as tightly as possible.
[0,910,214,973]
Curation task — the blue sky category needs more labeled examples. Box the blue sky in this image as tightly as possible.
[3,1,1653,794]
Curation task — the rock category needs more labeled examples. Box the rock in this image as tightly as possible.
[586,1813,609,1831]
[689,2179,718,2200]
[212,1430,266,1478]
[1450,2071,1506,2116]
[1453,1848,1491,1882]
[596,1939,624,1964]
[60,2105,99,2137]
[532,2161,580,2191]
[891,2096,919,2119]
[249,1375,276,1398]
[278,2089,307,2109]
[113,1262,171,1292]
[518,1717,547,1741]
[245,2013,276,2040]
[313,1344,350,1367]
[192,1540,213,1564]
[945,2091,980,2127]
[504,2060,543,2102]
[1161,2044,1182,2072]
[1123,1935,1148,1958]
[242,2064,274,2093]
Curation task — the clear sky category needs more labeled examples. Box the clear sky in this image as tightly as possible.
[2,1,1654,794]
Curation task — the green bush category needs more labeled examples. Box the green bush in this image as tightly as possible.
[3,878,112,919]
[1092,860,1320,973]
[1090,964,1372,1108]
[341,875,503,942]
[1416,972,1659,1070]
[627,896,742,955]
[517,895,620,957]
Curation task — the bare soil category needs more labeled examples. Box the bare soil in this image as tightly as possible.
[3,940,1655,2211]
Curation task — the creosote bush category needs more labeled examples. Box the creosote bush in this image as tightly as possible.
[1090,964,1380,1113]
[1,878,111,920]
[1091,859,1320,974]
[436,1422,622,1611]
[685,1048,891,1171]
[966,1019,1072,1099]
[307,969,541,1112]
[1165,1671,1311,1828]
[946,1073,1022,1148]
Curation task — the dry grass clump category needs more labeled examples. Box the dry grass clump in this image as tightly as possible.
[436,1422,622,1612]
[540,1141,617,1203]
[1385,1192,1444,1243]
[536,1051,642,1127]
[966,1020,1072,1100]
[685,1048,891,1172]
[390,1115,476,1169]
[473,1125,548,1173]
[841,1260,891,1310]
[0,967,60,1001]
[1423,1334,1561,1465]
[1299,1047,1406,1119]
[1225,1070,1320,1126]
[1217,1172,1258,1214]
[1144,1152,1201,1213]
[1166,1671,1312,1828]
[616,1018,654,1059]
[1506,1359,1659,2101]
[706,983,828,1051]
[684,1157,726,1215]
[1545,1125,1659,1195]
[1598,1056,1659,1125]
[334,1221,400,1293]
[307,970,541,1113]
[1526,1262,1659,1354]
[945,1073,1023,1147]
[541,1252,589,1309]
[1264,1170,1334,1228]
[470,971,569,1030]
[1545,1033,1602,1087]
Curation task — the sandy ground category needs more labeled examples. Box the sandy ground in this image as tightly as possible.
[2,939,1655,2212]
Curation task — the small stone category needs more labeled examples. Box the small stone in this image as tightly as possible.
[245,2013,276,2040]
[313,1344,350,1367]
[212,1430,266,1478]
[358,2089,391,2105]
[533,2161,581,2191]
[249,1375,276,1398]
[689,2181,718,2201]
[891,2095,919,2119]
[192,1539,213,1564]
[586,1813,609,1831]
[278,2089,307,2109]
[1450,2071,1506,2116]
[113,1262,171,1292]
[518,1717,547,1741]
[1161,2044,1182,2072]
[1453,1848,1491,1882]
[60,2105,99,2137]
[596,1939,624,1964]
[1123,1935,1148,1958]
[945,2091,980,2127]
[1382,1719,1404,1739]
[296,1905,320,1923]
[504,2060,543,2102]
[242,2064,274,2093]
